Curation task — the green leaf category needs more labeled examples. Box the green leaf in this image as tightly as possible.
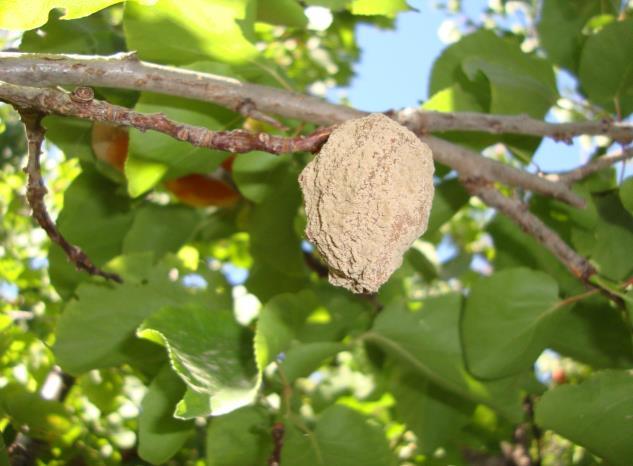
[305,0,350,10]
[139,305,259,416]
[257,0,307,27]
[591,190,633,280]
[430,30,557,118]
[535,370,633,466]
[0,384,77,444]
[123,204,200,259]
[404,248,439,282]
[123,0,257,65]
[461,268,560,379]
[0,435,8,466]
[232,151,288,204]
[0,0,125,31]
[349,0,409,17]
[538,0,616,72]
[488,214,583,296]
[173,387,213,419]
[138,365,194,465]
[621,177,633,216]
[366,293,524,422]
[54,260,230,373]
[423,84,485,113]
[125,156,168,198]
[282,405,396,466]
[579,18,633,116]
[48,170,134,298]
[77,369,124,414]
[20,9,124,55]
[391,371,470,454]
[206,406,272,466]
[426,178,469,235]
[254,291,315,371]
[544,297,633,369]
[281,342,346,382]
[246,157,308,300]
[126,87,235,196]
[43,117,93,162]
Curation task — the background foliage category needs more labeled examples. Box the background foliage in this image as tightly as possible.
[1,1,633,465]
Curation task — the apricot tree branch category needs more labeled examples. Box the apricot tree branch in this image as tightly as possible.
[2,53,632,142]
[423,136,585,207]
[463,178,596,282]
[1,82,332,154]
[396,108,633,144]
[0,78,584,207]
[18,109,122,283]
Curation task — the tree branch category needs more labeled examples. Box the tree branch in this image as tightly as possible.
[18,109,122,283]
[545,147,633,185]
[463,178,596,282]
[2,53,631,142]
[0,52,600,283]
[0,77,584,207]
[396,107,633,144]
[424,136,585,208]
[2,82,332,154]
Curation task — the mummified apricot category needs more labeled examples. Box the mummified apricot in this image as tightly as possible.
[165,174,240,208]
[299,113,435,294]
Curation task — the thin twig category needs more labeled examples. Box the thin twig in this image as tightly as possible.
[3,83,332,155]
[546,147,633,185]
[268,422,285,466]
[463,178,596,282]
[18,109,122,283]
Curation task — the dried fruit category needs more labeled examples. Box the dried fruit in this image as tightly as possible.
[299,113,435,293]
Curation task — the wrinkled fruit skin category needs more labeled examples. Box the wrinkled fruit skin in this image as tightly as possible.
[299,113,435,294]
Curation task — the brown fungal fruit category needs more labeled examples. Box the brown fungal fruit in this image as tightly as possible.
[299,113,435,294]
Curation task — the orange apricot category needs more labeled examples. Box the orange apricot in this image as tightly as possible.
[91,122,129,172]
[165,174,240,208]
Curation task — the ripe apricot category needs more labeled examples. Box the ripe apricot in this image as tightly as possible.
[91,122,129,172]
[165,174,240,208]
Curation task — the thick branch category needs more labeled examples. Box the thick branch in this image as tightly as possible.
[0,52,359,126]
[463,178,596,281]
[546,147,633,184]
[2,52,631,142]
[18,109,122,283]
[2,82,332,154]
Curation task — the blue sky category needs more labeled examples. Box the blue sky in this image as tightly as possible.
[327,0,588,173]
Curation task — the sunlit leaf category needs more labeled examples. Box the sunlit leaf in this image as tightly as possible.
[0,0,125,31]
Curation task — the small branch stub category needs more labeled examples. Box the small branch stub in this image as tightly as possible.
[300,113,435,293]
